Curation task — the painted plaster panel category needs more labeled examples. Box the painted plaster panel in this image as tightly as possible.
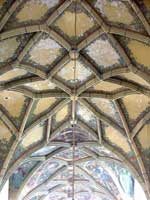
[26,160,59,190]
[85,161,119,196]
[93,81,123,92]
[128,40,150,68]
[0,69,27,82]
[21,124,44,148]
[0,120,11,142]
[86,38,120,68]
[0,37,20,62]
[137,124,150,150]
[91,98,120,124]
[55,11,95,38]
[0,0,149,197]
[25,80,56,91]
[54,127,94,142]
[33,98,56,115]
[123,94,150,120]
[90,146,119,159]
[105,126,131,153]
[29,37,61,66]
[10,161,38,189]
[77,103,96,123]
[57,60,92,83]
[34,161,59,185]
[0,91,26,118]
[121,72,150,87]
[55,105,68,122]
[94,0,134,25]
[16,0,59,22]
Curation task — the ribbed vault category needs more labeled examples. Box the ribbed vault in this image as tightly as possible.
[0,0,149,200]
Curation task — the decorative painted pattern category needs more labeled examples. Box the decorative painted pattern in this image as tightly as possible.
[94,0,134,25]
[86,38,120,68]
[16,0,59,22]
[57,60,92,83]
[54,10,95,38]
[0,0,149,198]
[29,37,62,66]
[91,98,119,122]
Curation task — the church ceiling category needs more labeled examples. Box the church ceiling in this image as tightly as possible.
[0,0,149,200]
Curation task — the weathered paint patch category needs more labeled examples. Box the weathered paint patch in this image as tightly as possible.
[137,124,150,150]
[123,94,149,120]
[93,81,123,91]
[21,125,43,148]
[55,105,68,122]
[105,126,131,153]
[0,120,12,142]
[57,60,92,82]
[34,98,56,115]
[128,40,150,67]
[86,38,120,68]
[55,11,94,37]
[29,38,61,66]
[95,0,134,24]
[0,69,27,82]
[16,0,59,22]
[25,80,56,91]
[0,37,19,62]
[0,91,26,118]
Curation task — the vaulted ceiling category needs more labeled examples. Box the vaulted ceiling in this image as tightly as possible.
[0,0,149,200]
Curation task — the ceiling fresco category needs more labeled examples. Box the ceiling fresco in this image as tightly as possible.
[0,0,149,200]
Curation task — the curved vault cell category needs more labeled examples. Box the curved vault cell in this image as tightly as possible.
[122,94,150,125]
[28,36,62,67]
[16,0,60,22]
[0,69,27,82]
[25,80,56,91]
[94,0,134,25]
[128,40,150,69]
[85,36,122,70]
[52,2,97,40]
[11,146,147,200]
[57,60,92,84]
[0,37,20,62]
[0,0,149,200]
